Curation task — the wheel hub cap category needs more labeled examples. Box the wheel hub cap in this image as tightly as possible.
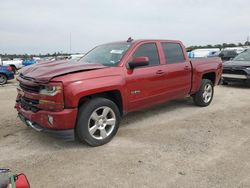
[88,106,116,140]
[203,84,213,103]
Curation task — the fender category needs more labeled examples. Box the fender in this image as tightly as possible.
[63,75,127,110]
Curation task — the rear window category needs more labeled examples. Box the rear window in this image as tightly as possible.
[162,43,185,64]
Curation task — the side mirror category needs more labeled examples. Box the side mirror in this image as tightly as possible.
[128,56,149,69]
[15,174,30,188]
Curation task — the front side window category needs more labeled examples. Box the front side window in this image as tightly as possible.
[132,43,160,66]
[80,43,131,66]
[162,43,185,64]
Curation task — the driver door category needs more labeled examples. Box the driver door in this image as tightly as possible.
[125,42,166,111]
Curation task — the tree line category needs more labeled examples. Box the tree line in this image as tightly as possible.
[1,41,250,59]
[186,41,250,52]
[0,52,71,60]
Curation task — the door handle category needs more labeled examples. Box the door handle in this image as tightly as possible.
[156,70,165,75]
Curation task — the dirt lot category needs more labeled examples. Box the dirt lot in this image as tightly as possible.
[0,80,250,188]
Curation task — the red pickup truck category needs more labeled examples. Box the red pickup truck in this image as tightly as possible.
[15,39,223,146]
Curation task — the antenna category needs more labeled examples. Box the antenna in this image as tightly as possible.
[69,32,72,54]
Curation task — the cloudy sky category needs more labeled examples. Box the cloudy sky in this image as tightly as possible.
[0,0,250,54]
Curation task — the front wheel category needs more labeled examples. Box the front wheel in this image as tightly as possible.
[193,79,214,107]
[0,74,7,85]
[76,98,121,147]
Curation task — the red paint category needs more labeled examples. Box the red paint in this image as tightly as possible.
[15,40,222,130]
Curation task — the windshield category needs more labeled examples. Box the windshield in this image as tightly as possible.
[233,51,250,61]
[80,43,131,66]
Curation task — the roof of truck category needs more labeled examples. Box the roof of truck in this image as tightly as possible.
[106,39,183,45]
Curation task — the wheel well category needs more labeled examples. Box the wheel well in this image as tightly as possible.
[202,72,216,85]
[78,90,123,116]
[0,73,7,77]
[9,65,17,69]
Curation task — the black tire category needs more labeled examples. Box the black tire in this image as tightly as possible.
[193,79,214,107]
[0,74,7,85]
[76,97,121,147]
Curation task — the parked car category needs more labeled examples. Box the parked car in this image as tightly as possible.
[15,39,223,146]
[22,59,37,67]
[190,48,220,58]
[224,47,246,54]
[219,50,238,61]
[69,54,85,61]
[0,58,23,74]
[0,65,14,85]
[208,50,238,61]
[222,50,250,85]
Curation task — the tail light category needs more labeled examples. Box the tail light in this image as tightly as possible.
[6,66,13,72]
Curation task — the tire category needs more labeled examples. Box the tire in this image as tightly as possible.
[0,74,7,85]
[76,97,121,147]
[193,79,214,107]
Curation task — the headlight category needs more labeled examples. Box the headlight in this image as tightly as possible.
[38,83,64,111]
[39,84,62,96]
[246,67,250,70]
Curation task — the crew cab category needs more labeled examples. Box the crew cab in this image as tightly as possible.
[15,39,223,146]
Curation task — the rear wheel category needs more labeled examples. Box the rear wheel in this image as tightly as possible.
[0,74,7,85]
[76,98,121,146]
[193,79,214,107]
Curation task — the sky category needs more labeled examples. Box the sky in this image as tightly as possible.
[0,0,250,54]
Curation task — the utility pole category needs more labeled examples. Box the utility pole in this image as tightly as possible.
[69,32,72,54]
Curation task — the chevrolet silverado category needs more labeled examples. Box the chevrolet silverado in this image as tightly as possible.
[15,39,223,146]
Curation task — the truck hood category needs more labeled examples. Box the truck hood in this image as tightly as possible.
[20,60,107,82]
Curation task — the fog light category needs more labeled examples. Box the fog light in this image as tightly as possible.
[48,115,54,125]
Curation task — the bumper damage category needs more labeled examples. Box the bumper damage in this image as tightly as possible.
[18,113,75,141]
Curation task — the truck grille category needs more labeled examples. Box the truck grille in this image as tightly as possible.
[20,82,40,93]
[20,97,39,112]
[223,69,246,75]
[19,73,40,93]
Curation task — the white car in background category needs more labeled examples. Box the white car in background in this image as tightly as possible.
[190,48,221,58]
[69,54,85,61]
[224,47,246,54]
[0,57,23,74]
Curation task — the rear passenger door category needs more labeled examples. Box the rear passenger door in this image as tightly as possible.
[160,42,192,99]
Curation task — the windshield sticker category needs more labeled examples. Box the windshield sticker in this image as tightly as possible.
[110,50,124,54]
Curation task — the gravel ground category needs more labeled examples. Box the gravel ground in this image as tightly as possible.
[0,80,250,188]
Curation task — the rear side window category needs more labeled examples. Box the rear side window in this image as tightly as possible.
[162,43,185,64]
[132,43,160,66]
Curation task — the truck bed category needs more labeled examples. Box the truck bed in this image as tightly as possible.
[190,57,223,94]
